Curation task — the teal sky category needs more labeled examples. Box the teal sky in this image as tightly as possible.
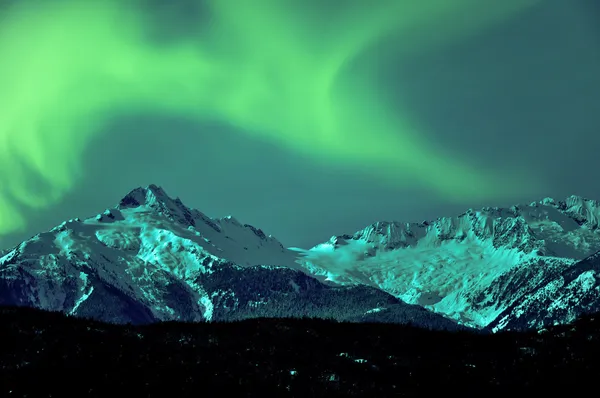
[1,0,599,249]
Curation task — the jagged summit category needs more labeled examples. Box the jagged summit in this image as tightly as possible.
[319,194,600,254]
[118,184,171,209]
[116,184,208,230]
[115,185,273,242]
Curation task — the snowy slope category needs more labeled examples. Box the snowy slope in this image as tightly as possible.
[115,185,299,268]
[0,185,461,330]
[488,250,600,332]
[294,196,600,329]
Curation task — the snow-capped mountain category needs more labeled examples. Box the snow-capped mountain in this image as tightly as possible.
[0,185,461,330]
[294,196,600,329]
[3,184,600,332]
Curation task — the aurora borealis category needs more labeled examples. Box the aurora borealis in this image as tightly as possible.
[1,0,599,248]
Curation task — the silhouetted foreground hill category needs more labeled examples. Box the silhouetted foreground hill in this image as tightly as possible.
[1,306,599,396]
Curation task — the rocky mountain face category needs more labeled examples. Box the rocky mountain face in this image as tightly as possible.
[488,249,600,332]
[295,196,600,329]
[0,185,462,330]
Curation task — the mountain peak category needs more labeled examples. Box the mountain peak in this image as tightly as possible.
[115,184,201,227]
[118,184,172,209]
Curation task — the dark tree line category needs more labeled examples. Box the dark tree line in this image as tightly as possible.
[194,264,463,331]
[1,305,600,396]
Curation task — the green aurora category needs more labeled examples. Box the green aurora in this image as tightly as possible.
[0,0,542,235]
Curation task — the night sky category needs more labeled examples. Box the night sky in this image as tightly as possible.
[0,0,599,250]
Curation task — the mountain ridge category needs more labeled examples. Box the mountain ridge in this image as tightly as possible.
[3,184,600,332]
[295,194,600,328]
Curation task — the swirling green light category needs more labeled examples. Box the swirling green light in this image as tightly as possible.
[0,0,541,234]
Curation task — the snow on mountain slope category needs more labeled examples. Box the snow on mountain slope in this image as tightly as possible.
[114,185,298,268]
[294,196,600,328]
[488,250,600,332]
